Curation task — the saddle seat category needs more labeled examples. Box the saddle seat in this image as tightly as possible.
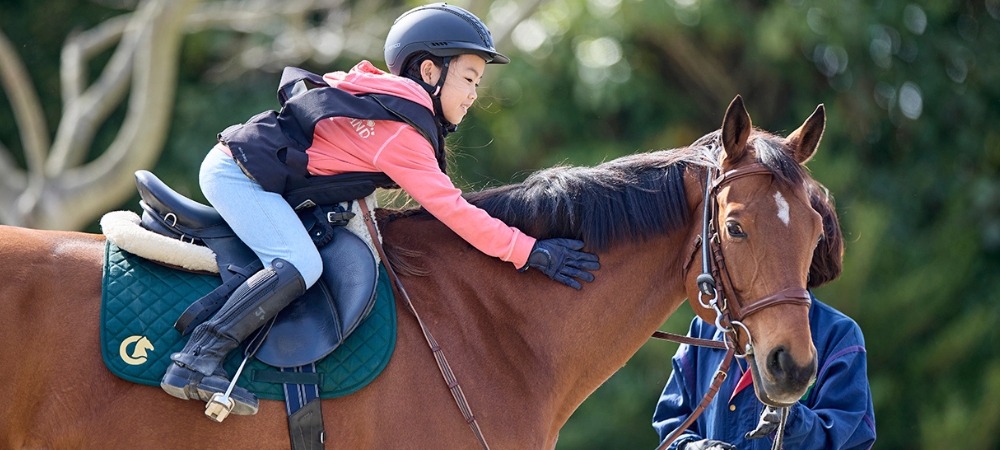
[135,170,231,241]
[130,170,380,368]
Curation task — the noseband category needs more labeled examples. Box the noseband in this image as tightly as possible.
[691,163,811,355]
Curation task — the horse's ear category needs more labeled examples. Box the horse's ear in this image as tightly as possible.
[721,95,752,165]
[786,104,826,165]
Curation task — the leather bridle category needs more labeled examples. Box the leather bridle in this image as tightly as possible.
[654,163,811,450]
[693,163,812,351]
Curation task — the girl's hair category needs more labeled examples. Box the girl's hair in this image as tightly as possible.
[400,51,451,175]
[402,52,444,83]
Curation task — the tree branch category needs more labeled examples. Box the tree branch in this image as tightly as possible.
[60,14,131,105]
[0,25,50,177]
[186,0,361,79]
[46,14,135,175]
[35,0,201,230]
[0,139,27,225]
[185,0,343,32]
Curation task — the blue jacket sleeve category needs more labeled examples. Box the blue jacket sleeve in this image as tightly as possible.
[651,359,702,449]
[652,320,710,449]
[781,323,876,450]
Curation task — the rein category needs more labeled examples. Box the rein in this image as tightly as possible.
[654,164,809,450]
[358,201,492,450]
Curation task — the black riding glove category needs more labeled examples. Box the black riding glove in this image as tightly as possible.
[520,238,600,290]
[745,405,782,440]
[681,439,736,450]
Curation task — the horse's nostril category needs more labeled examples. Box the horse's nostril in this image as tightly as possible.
[765,345,817,390]
[767,345,788,380]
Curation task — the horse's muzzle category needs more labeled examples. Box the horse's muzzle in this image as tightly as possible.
[747,347,817,407]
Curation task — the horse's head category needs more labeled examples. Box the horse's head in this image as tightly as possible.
[685,96,826,407]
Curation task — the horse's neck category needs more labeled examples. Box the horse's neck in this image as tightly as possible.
[383,197,701,434]
[531,232,696,427]
[447,233,693,431]
[521,170,705,427]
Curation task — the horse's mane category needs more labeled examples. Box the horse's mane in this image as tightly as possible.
[389,129,813,253]
[463,152,689,252]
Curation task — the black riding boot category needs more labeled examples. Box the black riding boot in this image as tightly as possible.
[161,258,306,415]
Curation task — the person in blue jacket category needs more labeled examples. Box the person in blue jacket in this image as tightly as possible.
[652,184,876,450]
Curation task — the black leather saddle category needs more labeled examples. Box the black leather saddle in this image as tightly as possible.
[133,170,379,367]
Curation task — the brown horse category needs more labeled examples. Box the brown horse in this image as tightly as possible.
[0,96,829,449]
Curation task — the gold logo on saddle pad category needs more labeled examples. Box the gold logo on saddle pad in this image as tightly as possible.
[119,335,155,365]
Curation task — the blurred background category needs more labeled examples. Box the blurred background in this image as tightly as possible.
[1,0,998,448]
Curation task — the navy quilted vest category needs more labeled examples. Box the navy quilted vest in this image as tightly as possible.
[218,67,444,197]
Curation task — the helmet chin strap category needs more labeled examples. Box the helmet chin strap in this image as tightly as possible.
[410,56,457,136]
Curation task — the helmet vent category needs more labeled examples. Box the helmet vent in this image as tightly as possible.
[430,41,449,47]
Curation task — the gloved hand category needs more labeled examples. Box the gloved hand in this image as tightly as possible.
[745,405,783,440]
[680,439,736,450]
[521,238,600,289]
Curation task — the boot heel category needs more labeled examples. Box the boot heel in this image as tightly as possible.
[160,364,200,400]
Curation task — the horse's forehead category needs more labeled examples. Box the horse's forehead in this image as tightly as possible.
[723,177,814,225]
[770,184,816,225]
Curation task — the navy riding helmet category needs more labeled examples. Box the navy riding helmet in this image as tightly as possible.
[383,3,510,77]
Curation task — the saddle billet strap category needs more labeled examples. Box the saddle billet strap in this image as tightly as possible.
[357,201,491,450]
[288,397,324,450]
[656,347,736,450]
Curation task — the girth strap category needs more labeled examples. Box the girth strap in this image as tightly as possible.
[281,364,325,450]
[358,201,491,450]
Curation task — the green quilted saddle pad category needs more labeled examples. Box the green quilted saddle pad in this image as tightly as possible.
[100,241,396,400]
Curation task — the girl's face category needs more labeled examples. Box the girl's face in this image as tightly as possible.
[420,54,486,125]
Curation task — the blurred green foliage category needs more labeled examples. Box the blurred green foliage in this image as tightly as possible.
[2,0,999,448]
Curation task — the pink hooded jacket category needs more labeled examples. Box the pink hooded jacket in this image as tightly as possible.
[302,61,534,268]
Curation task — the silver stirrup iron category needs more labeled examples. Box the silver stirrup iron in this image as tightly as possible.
[205,353,252,422]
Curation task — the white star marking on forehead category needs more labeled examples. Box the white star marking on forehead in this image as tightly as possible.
[774,191,790,226]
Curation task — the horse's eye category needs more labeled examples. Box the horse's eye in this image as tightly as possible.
[726,221,746,238]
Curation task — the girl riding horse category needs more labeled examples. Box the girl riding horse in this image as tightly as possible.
[160,3,601,417]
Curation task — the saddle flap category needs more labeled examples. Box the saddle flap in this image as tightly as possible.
[255,227,379,367]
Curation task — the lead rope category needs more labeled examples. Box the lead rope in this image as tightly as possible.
[772,407,789,450]
[358,200,491,450]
